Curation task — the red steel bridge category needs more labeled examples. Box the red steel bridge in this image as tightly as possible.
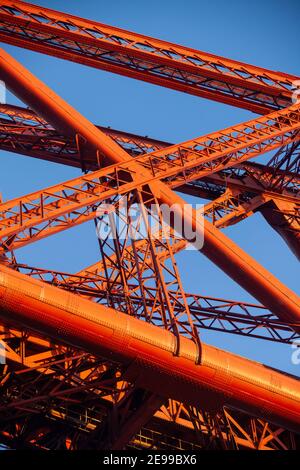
[0,0,299,450]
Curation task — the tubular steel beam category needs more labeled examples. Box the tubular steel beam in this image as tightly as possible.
[0,264,300,433]
[1,47,300,327]
[12,264,299,345]
[259,199,300,261]
[0,1,296,114]
[1,325,298,450]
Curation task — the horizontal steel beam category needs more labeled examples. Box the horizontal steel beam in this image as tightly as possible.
[0,264,300,432]
[12,263,299,345]
[1,324,297,450]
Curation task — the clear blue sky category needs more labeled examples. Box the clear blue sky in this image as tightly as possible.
[1,0,299,374]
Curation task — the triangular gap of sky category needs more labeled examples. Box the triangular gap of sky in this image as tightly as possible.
[0,0,299,375]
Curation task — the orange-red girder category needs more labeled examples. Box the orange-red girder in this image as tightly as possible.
[0,0,296,114]
[260,199,300,262]
[1,46,300,328]
[1,103,299,258]
[12,263,298,344]
[0,1,299,447]
[0,103,299,203]
[0,324,296,450]
[0,264,300,433]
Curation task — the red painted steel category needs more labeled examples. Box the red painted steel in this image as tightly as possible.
[0,103,298,201]
[12,263,300,345]
[0,1,299,447]
[0,0,296,113]
[0,103,298,258]
[0,46,300,327]
[0,263,300,433]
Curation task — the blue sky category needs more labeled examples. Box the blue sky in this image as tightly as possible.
[1,0,299,374]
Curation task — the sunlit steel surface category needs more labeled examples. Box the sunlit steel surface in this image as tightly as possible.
[0,0,299,450]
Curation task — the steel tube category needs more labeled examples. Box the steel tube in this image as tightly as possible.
[1,47,300,326]
[0,264,299,432]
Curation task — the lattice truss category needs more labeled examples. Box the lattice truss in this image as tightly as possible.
[0,0,299,450]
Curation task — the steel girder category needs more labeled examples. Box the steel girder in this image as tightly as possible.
[0,103,299,258]
[1,1,298,259]
[0,103,298,210]
[0,0,295,450]
[7,262,299,345]
[0,103,298,192]
[0,264,300,434]
[0,0,296,114]
[0,104,298,197]
[0,325,298,450]
[2,121,298,252]
[260,199,300,261]
[1,47,300,326]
